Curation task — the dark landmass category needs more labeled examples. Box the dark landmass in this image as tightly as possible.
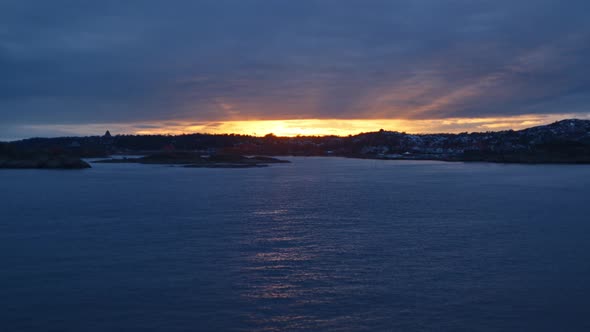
[0,156,91,169]
[0,143,90,169]
[95,152,290,168]
[4,119,590,164]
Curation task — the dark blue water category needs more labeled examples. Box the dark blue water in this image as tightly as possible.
[1,157,590,331]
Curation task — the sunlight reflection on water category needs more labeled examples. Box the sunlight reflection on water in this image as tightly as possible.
[236,192,386,331]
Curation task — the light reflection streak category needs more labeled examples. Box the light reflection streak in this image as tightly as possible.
[238,207,334,330]
[237,201,373,331]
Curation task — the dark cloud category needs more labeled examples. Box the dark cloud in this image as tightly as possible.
[1,0,589,133]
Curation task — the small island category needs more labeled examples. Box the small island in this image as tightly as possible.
[0,143,91,169]
[94,152,290,168]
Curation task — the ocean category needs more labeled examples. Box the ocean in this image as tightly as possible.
[1,157,590,331]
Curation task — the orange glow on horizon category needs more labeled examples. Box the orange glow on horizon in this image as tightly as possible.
[133,114,588,137]
[23,113,590,138]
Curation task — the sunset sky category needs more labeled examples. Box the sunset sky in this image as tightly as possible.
[2,0,590,139]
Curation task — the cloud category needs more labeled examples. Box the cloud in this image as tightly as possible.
[1,0,589,137]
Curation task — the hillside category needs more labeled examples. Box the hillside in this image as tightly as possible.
[5,119,590,164]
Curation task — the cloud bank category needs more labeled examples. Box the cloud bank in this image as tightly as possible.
[1,0,590,137]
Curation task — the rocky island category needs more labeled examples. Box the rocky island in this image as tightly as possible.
[0,143,91,169]
[94,152,290,168]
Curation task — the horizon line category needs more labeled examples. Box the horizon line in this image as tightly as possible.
[5,115,589,142]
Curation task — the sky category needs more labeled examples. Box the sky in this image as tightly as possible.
[2,0,590,139]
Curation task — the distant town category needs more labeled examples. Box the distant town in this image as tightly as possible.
[2,119,590,168]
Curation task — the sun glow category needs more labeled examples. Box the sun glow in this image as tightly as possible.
[132,114,590,136]
[21,113,590,138]
[183,119,409,137]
